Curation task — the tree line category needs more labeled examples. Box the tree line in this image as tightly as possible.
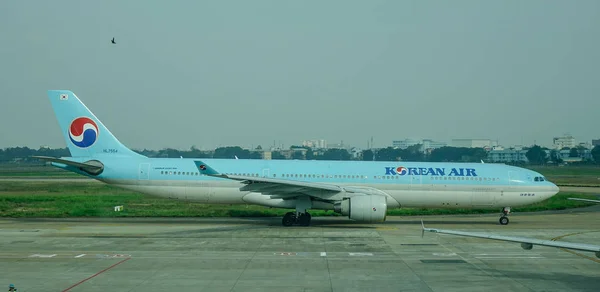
[525,145,600,165]
[2,145,599,165]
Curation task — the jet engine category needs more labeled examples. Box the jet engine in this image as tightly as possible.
[333,195,387,223]
[520,243,533,250]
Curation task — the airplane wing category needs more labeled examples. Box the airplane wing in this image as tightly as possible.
[420,220,600,258]
[33,156,104,175]
[194,160,382,200]
[568,197,600,203]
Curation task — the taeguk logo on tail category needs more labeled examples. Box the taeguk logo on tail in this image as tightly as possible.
[69,117,99,148]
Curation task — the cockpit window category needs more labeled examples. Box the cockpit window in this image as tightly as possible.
[534,177,539,182]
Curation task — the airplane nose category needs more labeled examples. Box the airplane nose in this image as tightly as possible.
[551,183,559,194]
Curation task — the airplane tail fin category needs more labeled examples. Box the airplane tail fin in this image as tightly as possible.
[47,90,145,158]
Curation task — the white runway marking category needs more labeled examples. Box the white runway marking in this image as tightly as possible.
[29,254,56,258]
[75,254,86,258]
[433,253,457,256]
[349,252,373,256]
[320,252,327,257]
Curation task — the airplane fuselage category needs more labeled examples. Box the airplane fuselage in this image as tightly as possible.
[58,156,559,211]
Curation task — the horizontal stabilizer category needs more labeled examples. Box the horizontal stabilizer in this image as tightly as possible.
[32,156,104,175]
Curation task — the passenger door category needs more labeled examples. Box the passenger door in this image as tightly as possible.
[138,163,150,180]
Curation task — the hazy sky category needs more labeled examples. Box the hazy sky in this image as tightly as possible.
[1,0,599,150]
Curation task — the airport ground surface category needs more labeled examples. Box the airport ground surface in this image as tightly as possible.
[1,211,599,292]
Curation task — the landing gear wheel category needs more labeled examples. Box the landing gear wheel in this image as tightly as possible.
[499,216,509,225]
[298,213,311,226]
[282,212,296,227]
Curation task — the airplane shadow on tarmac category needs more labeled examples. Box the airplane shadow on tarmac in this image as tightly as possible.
[12,216,509,228]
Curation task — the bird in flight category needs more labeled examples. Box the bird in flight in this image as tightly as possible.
[111,37,116,44]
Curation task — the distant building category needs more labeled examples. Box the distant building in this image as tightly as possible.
[326,142,349,149]
[487,149,528,163]
[553,134,575,149]
[262,151,272,160]
[349,147,363,159]
[392,138,446,151]
[556,149,592,161]
[577,142,592,150]
[302,139,327,149]
[451,139,497,149]
[392,138,422,149]
[422,139,447,151]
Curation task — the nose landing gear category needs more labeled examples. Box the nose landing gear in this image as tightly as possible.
[499,207,511,225]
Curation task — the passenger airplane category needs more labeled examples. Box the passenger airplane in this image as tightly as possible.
[35,90,560,227]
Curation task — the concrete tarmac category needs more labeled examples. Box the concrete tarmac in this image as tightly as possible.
[1,212,599,292]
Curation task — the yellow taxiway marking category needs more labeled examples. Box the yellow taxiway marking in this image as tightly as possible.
[551,230,600,264]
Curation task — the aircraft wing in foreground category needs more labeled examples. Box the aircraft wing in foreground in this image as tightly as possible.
[421,220,600,258]
[568,197,600,204]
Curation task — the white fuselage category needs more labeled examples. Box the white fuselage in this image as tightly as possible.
[107,178,558,211]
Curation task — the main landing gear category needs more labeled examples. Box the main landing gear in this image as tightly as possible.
[499,207,510,225]
[282,212,312,227]
[282,195,312,227]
